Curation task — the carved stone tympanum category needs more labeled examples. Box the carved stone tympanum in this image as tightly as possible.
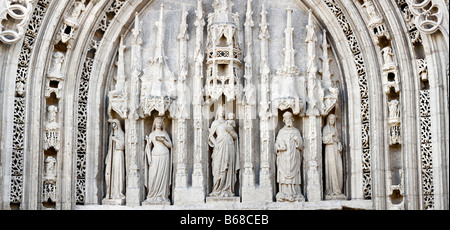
[2,0,447,211]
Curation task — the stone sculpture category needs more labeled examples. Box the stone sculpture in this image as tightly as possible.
[208,105,240,198]
[275,111,304,202]
[56,0,86,49]
[44,106,60,151]
[144,116,172,204]
[388,100,402,145]
[45,52,65,99]
[323,114,346,200]
[104,119,126,205]
[43,156,57,203]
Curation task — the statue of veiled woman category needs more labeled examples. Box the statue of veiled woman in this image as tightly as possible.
[144,116,172,204]
[104,119,126,203]
[208,105,240,198]
[323,114,346,200]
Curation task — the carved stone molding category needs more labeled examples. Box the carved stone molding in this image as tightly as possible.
[9,0,51,206]
[0,0,36,44]
[406,0,443,34]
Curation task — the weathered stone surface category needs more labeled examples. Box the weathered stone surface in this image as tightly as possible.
[0,0,448,210]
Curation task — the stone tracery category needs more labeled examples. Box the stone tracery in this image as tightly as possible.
[0,0,448,210]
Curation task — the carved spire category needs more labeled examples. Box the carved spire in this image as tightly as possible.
[306,9,317,77]
[259,4,271,119]
[116,36,126,87]
[154,4,167,63]
[131,12,142,74]
[132,12,142,46]
[305,9,320,116]
[130,13,142,120]
[178,6,189,81]
[108,36,128,119]
[259,4,270,42]
[212,0,234,14]
[259,4,270,74]
[244,0,254,69]
[176,6,189,120]
[282,7,299,75]
[194,0,205,75]
[320,29,332,90]
[244,0,254,105]
[140,4,176,117]
[194,0,205,106]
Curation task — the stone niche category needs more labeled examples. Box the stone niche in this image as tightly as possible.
[96,0,353,210]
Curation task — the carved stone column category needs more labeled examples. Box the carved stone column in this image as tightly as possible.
[174,9,189,204]
[303,11,323,202]
[191,0,207,203]
[126,14,143,207]
[303,115,323,202]
[257,4,274,202]
[241,0,256,202]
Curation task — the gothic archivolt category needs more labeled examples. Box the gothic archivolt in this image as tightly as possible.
[0,0,448,210]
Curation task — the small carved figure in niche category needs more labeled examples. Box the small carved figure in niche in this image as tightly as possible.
[381,46,395,68]
[48,52,65,79]
[44,106,60,151]
[66,0,86,25]
[47,105,58,124]
[323,114,346,200]
[44,156,57,180]
[144,116,172,204]
[45,52,65,99]
[362,0,382,25]
[104,119,126,202]
[388,100,401,145]
[43,156,57,203]
[208,105,240,197]
[388,100,400,119]
[275,111,304,202]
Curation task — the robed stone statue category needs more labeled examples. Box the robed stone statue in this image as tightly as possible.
[323,114,346,200]
[208,105,240,198]
[144,116,173,204]
[275,112,304,202]
[104,119,126,204]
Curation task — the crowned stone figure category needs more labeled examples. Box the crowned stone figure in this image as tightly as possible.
[144,116,173,204]
[208,105,240,198]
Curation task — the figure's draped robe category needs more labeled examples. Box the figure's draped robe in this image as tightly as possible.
[275,127,302,197]
[105,133,126,200]
[145,130,172,202]
[209,120,240,197]
[323,125,343,196]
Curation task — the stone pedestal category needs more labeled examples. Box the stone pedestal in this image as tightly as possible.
[325,194,347,201]
[142,199,171,206]
[102,198,126,206]
[206,196,240,204]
